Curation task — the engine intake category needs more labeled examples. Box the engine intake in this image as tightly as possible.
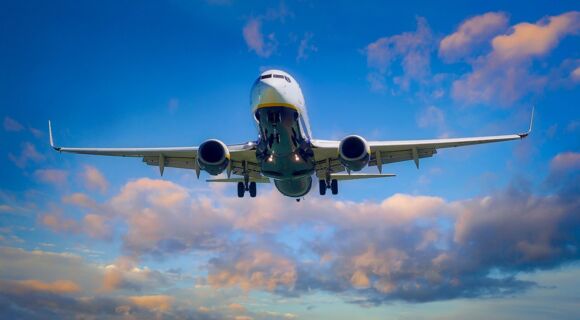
[197,139,230,175]
[338,135,370,171]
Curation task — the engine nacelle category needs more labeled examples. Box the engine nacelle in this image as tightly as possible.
[197,139,230,176]
[338,135,370,171]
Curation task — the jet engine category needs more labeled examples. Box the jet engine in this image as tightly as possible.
[338,135,370,171]
[197,139,230,175]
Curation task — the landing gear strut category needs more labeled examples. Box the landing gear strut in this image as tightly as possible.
[319,179,338,196]
[237,181,257,198]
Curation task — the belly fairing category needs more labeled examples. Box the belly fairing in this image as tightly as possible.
[274,176,312,197]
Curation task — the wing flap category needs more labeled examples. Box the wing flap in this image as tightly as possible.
[331,173,396,181]
[206,177,270,183]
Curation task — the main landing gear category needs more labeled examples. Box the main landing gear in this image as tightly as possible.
[237,181,257,198]
[319,179,338,195]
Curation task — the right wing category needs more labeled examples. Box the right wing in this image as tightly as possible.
[311,108,534,177]
[49,121,261,178]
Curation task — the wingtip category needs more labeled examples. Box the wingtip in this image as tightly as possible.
[518,106,534,139]
[48,120,60,150]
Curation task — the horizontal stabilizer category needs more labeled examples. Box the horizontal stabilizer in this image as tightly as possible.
[206,177,270,183]
[331,173,396,181]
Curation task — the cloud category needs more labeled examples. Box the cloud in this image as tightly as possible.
[207,245,297,292]
[109,178,233,257]
[365,17,434,92]
[2,279,81,294]
[34,169,68,187]
[80,165,109,193]
[491,11,580,61]
[3,117,24,132]
[545,151,580,187]
[549,151,580,173]
[296,32,317,62]
[573,66,580,81]
[8,142,45,168]
[0,247,268,319]
[416,105,447,135]
[127,295,173,312]
[0,247,102,292]
[167,98,179,114]
[452,11,580,105]
[102,256,171,292]
[41,210,79,234]
[83,213,112,239]
[243,18,278,58]
[439,12,509,61]
[62,192,98,208]
[26,151,580,306]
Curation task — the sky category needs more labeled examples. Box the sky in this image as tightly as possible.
[1,0,579,319]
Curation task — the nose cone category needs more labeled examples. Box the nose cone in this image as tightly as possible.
[251,81,288,106]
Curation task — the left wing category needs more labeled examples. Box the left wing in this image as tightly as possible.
[49,121,260,177]
[312,108,533,177]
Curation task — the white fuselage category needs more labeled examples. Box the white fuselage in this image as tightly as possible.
[250,70,312,139]
[249,70,316,197]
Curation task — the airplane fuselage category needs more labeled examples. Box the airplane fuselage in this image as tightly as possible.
[250,70,316,197]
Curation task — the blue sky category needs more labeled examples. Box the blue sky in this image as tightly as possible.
[1,1,579,319]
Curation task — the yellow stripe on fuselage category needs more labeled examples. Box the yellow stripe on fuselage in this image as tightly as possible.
[256,103,300,112]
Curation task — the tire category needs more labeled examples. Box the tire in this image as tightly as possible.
[331,179,338,195]
[249,182,257,198]
[237,182,245,198]
[319,180,326,195]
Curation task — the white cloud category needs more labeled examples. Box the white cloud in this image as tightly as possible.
[439,12,509,61]
[452,11,580,105]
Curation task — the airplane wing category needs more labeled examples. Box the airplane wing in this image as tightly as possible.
[48,121,260,177]
[311,108,533,177]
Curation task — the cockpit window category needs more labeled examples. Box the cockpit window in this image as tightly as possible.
[256,74,291,83]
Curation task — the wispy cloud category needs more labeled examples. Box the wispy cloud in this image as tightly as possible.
[365,17,434,93]
[34,169,68,187]
[243,18,278,58]
[8,142,45,168]
[296,32,317,62]
[80,165,108,194]
[3,117,24,132]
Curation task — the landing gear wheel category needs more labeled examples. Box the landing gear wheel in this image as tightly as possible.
[319,180,327,195]
[237,182,245,198]
[249,182,257,198]
[331,179,338,195]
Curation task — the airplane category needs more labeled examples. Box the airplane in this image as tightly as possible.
[49,69,533,200]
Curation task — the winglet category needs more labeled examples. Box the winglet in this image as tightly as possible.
[48,120,61,151]
[519,106,534,138]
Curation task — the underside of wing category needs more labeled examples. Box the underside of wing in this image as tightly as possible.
[311,108,533,176]
[49,121,261,177]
